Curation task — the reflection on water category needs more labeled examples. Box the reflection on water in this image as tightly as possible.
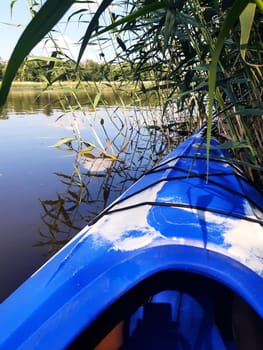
[4,84,157,117]
[37,109,167,255]
[0,90,177,302]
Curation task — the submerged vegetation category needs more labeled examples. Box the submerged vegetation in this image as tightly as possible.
[0,0,262,187]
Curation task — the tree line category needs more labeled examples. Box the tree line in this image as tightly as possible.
[0,58,154,83]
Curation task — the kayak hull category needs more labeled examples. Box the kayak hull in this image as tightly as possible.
[0,131,262,349]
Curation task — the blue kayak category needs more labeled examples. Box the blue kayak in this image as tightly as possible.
[0,130,263,349]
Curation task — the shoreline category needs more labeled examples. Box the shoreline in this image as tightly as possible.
[9,80,152,91]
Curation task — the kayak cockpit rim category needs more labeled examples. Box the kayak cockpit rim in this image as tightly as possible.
[67,265,261,349]
[66,244,263,349]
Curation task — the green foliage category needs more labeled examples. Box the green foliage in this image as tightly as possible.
[0,59,142,83]
[240,2,257,63]
[93,0,262,184]
[207,0,249,166]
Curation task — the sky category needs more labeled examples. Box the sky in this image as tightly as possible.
[0,0,114,62]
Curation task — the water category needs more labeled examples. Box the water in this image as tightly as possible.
[0,90,168,302]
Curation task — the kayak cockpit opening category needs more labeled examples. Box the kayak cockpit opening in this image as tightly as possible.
[67,271,263,350]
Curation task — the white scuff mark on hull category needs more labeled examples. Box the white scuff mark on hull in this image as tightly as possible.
[87,183,165,251]
[88,206,163,251]
[204,211,263,277]
[223,220,263,276]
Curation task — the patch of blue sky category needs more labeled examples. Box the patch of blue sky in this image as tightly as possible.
[0,0,117,62]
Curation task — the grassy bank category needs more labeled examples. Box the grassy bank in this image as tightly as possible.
[9,80,153,92]
[8,80,162,108]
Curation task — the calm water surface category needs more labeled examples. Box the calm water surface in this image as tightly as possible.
[0,91,167,302]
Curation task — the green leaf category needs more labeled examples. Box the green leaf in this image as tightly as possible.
[240,3,256,62]
[77,0,115,65]
[164,9,176,47]
[79,146,95,155]
[0,0,75,109]
[254,0,263,13]
[207,0,249,167]
[10,0,18,16]
[93,92,102,109]
[50,137,74,148]
[209,141,249,150]
[0,21,24,28]
[234,108,263,116]
[116,36,127,51]
[27,55,63,62]
[82,141,96,148]
[229,159,263,171]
